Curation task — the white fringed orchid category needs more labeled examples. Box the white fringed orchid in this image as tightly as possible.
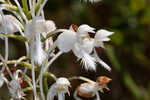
[47,77,71,100]
[57,24,113,71]
[24,16,56,65]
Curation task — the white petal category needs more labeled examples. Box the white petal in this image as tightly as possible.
[77,24,95,37]
[24,20,33,40]
[95,91,101,100]
[56,77,70,86]
[94,29,114,47]
[95,29,114,40]
[93,49,111,71]
[82,38,94,54]
[0,0,5,3]
[47,84,57,100]
[0,14,22,33]
[58,92,65,100]
[94,41,104,48]
[30,34,46,65]
[72,43,83,58]
[81,52,96,71]
[73,43,96,70]
[24,17,55,39]
[100,37,110,41]
[57,31,77,52]
[0,75,4,87]
[69,25,75,32]
[45,20,56,33]
[72,39,94,57]
[78,82,97,96]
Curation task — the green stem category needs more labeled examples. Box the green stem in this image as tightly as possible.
[22,0,29,18]
[14,61,56,81]
[43,76,48,95]
[35,0,44,13]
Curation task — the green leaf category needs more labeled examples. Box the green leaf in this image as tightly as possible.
[41,32,58,42]
[0,33,27,42]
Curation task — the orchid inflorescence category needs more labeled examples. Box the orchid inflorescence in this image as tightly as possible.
[0,0,113,100]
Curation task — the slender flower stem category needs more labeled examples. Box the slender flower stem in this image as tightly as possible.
[0,9,8,75]
[44,51,63,73]
[4,9,24,24]
[13,23,29,57]
[69,76,95,83]
[32,0,36,17]
[41,10,45,19]
[39,51,62,100]
[37,0,48,16]
[36,42,57,83]
[31,59,37,100]
[0,10,8,61]
[4,38,8,61]
[0,54,13,79]
[29,0,32,11]
[14,56,27,67]
[0,60,56,81]
[13,0,28,23]
[96,91,101,100]
[7,0,11,4]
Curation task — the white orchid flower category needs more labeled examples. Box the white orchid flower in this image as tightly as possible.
[74,82,100,100]
[0,14,23,33]
[74,76,111,100]
[43,20,56,51]
[47,77,71,100]
[24,16,54,65]
[8,70,25,99]
[57,24,97,71]
[57,25,114,71]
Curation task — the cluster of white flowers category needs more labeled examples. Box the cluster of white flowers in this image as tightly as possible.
[0,0,113,100]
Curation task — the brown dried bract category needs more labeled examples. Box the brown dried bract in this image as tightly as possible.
[18,77,27,87]
[97,76,112,85]
[71,24,78,32]
[97,76,112,93]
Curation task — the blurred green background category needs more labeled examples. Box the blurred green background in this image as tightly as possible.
[1,0,150,100]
